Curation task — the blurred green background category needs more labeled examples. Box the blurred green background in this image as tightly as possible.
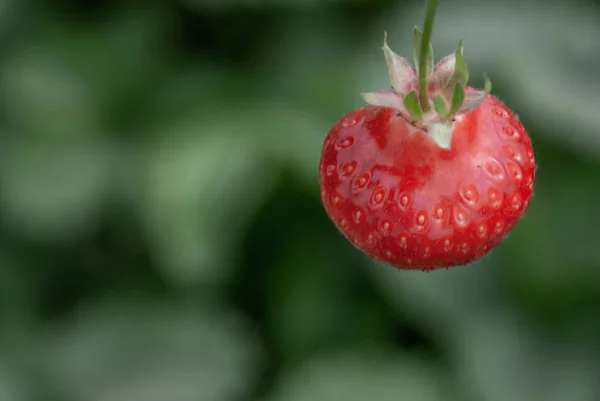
[2,0,600,400]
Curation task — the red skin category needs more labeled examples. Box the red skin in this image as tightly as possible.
[319,93,535,270]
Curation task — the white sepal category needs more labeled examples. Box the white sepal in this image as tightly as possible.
[458,87,488,114]
[362,90,410,116]
[382,32,418,96]
[430,53,456,92]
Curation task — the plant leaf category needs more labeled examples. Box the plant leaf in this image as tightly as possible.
[448,83,466,116]
[449,40,469,86]
[403,91,424,120]
[483,73,492,93]
[433,95,447,117]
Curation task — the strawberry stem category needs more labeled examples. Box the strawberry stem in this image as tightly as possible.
[418,0,437,112]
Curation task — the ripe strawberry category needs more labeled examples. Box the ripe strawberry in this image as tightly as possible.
[319,4,535,271]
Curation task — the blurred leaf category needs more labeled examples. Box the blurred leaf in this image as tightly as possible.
[451,309,600,401]
[0,48,101,140]
[0,0,18,36]
[2,5,175,132]
[136,123,277,287]
[34,302,260,401]
[267,348,453,401]
[182,0,364,12]
[251,102,327,189]
[502,149,600,328]
[55,6,175,128]
[140,62,255,129]
[0,141,113,242]
[257,18,366,119]
[368,256,502,339]
[267,232,393,361]
[0,249,36,338]
[0,361,29,401]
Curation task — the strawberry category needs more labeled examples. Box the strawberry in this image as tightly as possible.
[319,0,535,270]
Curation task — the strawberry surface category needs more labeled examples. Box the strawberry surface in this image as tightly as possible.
[320,93,535,270]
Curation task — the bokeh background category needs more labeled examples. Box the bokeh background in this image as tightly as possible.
[2,0,600,400]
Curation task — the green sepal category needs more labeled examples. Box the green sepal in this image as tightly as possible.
[483,73,492,93]
[447,83,465,116]
[412,26,434,76]
[403,91,424,120]
[433,95,447,117]
[412,27,422,69]
[433,83,465,120]
[449,40,468,86]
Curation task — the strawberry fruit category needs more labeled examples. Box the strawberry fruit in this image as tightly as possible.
[319,0,535,270]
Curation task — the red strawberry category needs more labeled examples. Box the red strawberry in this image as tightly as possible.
[319,2,535,271]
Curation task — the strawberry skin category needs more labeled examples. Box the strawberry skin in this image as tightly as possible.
[319,92,535,270]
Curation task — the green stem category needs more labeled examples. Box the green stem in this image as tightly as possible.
[418,0,437,112]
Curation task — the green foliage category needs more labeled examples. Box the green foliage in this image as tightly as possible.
[1,0,600,400]
[449,40,469,86]
[403,90,424,120]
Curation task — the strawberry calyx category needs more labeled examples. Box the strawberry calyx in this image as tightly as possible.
[361,0,492,150]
